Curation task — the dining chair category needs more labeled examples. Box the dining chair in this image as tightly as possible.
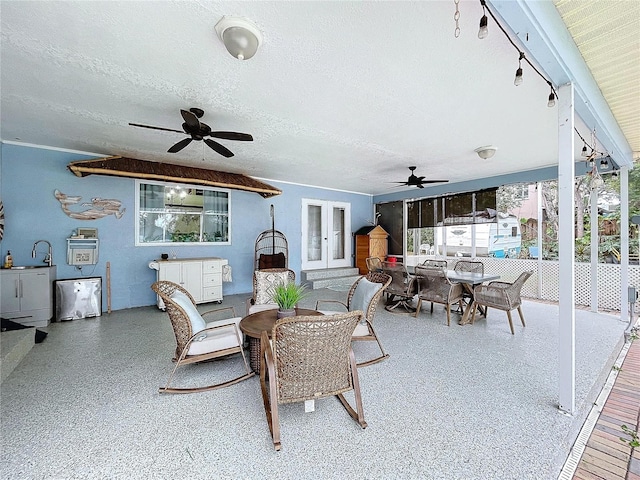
[421,259,448,270]
[315,271,392,367]
[260,311,367,451]
[365,256,383,272]
[151,281,254,393]
[413,265,465,326]
[246,268,296,315]
[380,261,417,313]
[453,260,484,274]
[470,271,533,334]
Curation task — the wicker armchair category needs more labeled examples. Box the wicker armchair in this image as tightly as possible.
[246,268,296,316]
[315,271,392,367]
[151,281,253,393]
[260,311,367,451]
[380,261,417,313]
[413,265,464,326]
[470,271,533,334]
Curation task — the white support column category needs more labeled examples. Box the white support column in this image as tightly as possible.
[558,83,576,415]
[590,188,599,312]
[537,182,543,298]
[620,166,630,321]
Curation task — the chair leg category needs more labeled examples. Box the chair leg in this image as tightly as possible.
[337,350,367,428]
[261,349,281,450]
[506,310,515,335]
[445,304,450,326]
[355,323,390,368]
[414,298,422,318]
[517,306,526,327]
[430,302,434,314]
[470,301,477,324]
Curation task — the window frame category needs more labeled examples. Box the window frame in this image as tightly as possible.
[135,179,232,247]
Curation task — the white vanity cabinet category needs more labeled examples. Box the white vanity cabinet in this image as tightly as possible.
[153,258,227,309]
[0,266,56,327]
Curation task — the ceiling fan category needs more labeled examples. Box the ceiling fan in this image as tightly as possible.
[129,108,253,157]
[392,166,449,188]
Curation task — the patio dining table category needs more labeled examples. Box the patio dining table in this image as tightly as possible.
[445,269,500,325]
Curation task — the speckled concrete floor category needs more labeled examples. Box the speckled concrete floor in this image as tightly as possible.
[0,289,628,479]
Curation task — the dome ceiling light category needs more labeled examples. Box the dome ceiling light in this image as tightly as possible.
[215,16,263,61]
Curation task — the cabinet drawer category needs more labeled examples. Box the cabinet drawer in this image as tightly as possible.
[203,274,222,288]
[202,261,224,274]
[203,286,223,302]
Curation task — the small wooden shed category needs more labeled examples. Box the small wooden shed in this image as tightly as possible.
[354,225,389,274]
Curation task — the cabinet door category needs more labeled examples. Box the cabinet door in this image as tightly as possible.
[181,262,203,302]
[20,271,51,311]
[0,272,21,314]
[158,262,182,283]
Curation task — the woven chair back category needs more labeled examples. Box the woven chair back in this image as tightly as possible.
[151,281,196,360]
[421,259,448,270]
[271,311,362,404]
[365,256,383,272]
[453,260,484,274]
[414,265,456,303]
[345,272,391,322]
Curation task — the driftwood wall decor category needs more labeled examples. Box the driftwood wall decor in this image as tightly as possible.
[54,190,125,220]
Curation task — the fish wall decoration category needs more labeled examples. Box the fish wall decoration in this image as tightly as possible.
[54,190,125,220]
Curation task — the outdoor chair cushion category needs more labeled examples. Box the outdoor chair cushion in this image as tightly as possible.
[254,270,292,304]
[170,290,206,333]
[188,317,243,355]
[350,277,382,318]
[247,303,279,315]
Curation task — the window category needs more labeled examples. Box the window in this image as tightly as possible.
[136,180,230,245]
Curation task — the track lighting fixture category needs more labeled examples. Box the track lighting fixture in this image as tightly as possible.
[514,53,525,86]
[478,0,488,39]
[547,83,556,107]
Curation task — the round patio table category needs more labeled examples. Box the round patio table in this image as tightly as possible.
[240,308,322,373]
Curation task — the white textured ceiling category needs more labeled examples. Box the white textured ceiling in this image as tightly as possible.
[0,1,634,195]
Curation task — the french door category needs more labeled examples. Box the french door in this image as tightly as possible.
[301,199,351,270]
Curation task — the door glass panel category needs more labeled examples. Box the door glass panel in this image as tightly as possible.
[332,207,345,260]
[307,205,322,261]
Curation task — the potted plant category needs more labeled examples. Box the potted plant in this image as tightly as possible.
[270,282,307,318]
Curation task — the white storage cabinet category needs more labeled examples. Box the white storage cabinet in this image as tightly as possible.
[153,257,227,309]
[0,266,57,327]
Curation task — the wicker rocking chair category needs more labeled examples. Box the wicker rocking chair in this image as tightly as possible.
[152,281,254,393]
[470,271,533,334]
[260,311,367,451]
[315,271,392,367]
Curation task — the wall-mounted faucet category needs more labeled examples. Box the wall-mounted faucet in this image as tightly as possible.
[32,240,53,267]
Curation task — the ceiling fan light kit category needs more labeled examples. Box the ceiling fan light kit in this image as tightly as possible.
[474,145,497,160]
[215,16,262,60]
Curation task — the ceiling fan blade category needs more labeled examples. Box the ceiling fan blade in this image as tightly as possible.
[210,131,253,141]
[204,138,234,158]
[419,180,449,184]
[180,109,200,129]
[167,138,193,153]
[417,184,425,188]
[128,123,184,134]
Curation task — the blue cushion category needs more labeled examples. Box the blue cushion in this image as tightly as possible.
[350,277,381,318]
[170,290,206,335]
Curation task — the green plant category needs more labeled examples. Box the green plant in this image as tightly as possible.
[620,424,640,448]
[270,282,307,310]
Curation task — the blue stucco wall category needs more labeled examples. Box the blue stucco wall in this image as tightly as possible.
[0,143,373,311]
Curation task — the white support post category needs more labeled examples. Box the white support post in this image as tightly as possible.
[590,188,599,312]
[537,182,543,298]
[620,166,629,321]
[558,83,576,415]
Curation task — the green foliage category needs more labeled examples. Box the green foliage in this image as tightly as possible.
[620,424,640,448]
[270,282,307,310]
